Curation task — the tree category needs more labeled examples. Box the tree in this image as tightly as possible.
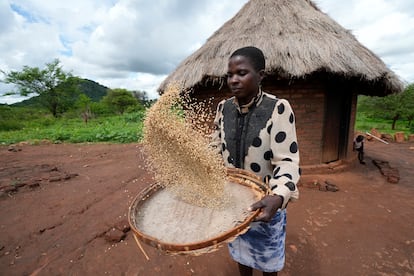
[1,59,78,117]
[132,90,152,107]
[357,83,414,130]
[402,84,414,127]
[102,88,139,114]
[380,94,403,130]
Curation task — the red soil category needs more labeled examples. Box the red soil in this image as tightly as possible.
[0,140,413,275]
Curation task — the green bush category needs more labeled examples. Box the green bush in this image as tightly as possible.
[37,117,55,127]
[124,111,145,123]
[90,102,113,116]
[125,104,145,113]
[0,120,24,131]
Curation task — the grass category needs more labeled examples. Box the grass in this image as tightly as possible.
[0,110,144,145]
[355,113,413,136]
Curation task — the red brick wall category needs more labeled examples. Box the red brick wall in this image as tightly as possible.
[265,83,326,165]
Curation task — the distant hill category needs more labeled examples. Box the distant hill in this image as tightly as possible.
[76,79,109,102]
[12,79,109,107]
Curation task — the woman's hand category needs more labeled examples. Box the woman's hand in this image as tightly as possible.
[249,195,283,222]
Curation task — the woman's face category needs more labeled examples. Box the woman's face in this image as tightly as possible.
[227,55,264,105]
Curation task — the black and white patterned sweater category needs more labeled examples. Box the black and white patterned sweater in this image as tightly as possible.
[211,90,300,209]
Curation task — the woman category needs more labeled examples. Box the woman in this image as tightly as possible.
[211,46,300,276]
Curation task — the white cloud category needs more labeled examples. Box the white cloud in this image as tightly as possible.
[1,0,413,104]
[71,0,247,75]
[316,0,414,83]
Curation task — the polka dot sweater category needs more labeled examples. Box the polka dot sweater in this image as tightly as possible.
[211,91,300,209]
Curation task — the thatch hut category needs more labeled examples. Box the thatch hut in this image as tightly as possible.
[158,0,403,169]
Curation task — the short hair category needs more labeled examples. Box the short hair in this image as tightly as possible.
[356,135,364,142]
[230,46,265,71]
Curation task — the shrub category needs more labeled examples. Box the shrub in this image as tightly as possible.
[124,111,145,123]
[0,120,24,131]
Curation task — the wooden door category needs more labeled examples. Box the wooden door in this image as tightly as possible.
[322,89,351,163]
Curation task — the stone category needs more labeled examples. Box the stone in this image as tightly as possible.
[408,134,414,142]
[104,228,126,242]
[394,132,405,143]
[381,133,393,142]
[370,128,381,139]
[289,244,298,254]
[324,181,339,192]
[7,146,21,152]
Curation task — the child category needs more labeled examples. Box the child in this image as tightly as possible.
[353,135,365,164]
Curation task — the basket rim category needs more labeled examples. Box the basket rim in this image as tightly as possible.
[127,168,266,254]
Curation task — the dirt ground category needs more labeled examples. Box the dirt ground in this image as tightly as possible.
[0,140,413,276]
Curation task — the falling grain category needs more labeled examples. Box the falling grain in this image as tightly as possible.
[142,83,227,208]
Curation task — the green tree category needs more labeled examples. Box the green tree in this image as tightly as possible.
[102,88,139,114]
[1,59,78,117]
[400,84,414,124]
[380,94,402,130]
[357,83,414,130]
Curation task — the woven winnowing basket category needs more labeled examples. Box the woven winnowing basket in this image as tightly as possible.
[128,168,268,256]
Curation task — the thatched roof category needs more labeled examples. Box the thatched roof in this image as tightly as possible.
[158,0,403,95]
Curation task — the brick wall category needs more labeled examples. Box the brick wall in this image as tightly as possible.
[265,83,326,165]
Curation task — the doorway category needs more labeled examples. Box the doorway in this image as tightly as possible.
[322,89,352,163]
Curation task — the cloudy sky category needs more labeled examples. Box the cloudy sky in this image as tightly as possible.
[1,0,413,104]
